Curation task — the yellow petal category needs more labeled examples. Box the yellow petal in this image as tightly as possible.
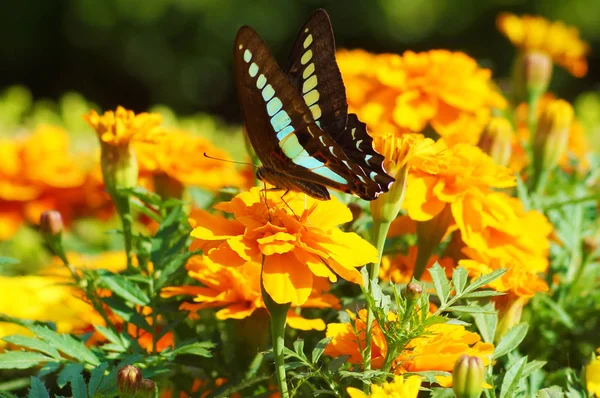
[262,253,313,305]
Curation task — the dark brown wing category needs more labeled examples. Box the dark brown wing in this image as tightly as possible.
[284,9,348,135]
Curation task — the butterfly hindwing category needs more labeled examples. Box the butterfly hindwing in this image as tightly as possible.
[284,9,348,135]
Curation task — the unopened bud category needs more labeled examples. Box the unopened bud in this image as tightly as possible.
[137,378,157,398]
[40,210,64,238]
[478,118,514,167]
[404,283,423,301]
[117,365,142,396]
[100,142,139,196]
[453,355,485,398]
[520,51,553,100]
[532,99,573,179]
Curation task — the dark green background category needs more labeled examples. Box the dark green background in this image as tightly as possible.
[2,0,599,122]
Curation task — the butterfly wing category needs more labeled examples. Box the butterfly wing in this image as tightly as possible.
[284,9,348,135]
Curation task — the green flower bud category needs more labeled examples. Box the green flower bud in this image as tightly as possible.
[117,365,142,396]
[478,117,514,167]
[40,210,64,239]
[404,282,423,301]
[138,378,157,398]
[453,355,485,398]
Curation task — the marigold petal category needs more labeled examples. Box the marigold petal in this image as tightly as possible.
[262,253,313,305]
[216,303,257,320]
[286,312,326,331]
[190,209,244,240]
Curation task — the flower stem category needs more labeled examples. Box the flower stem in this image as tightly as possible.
[364,219,391,372]
[114,193,135,270]
[261,271,291,398]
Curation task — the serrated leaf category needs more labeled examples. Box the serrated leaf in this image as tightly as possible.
[452,267,468,294]
[461,290,505,298]
[429,388,456,398]
[473,305,497,343]
[0,391,19,398]
[537,294,575,328]
[121,187,162,206]
[0,352,52,369]
[447,305,497,314]
[28,326,100,366]
[99,274,150,306]
[327,355,350,373]
[100,296,151,333]
[172,342,214,358]
[38,361,61,377]
[536,386,564,398]
[311,338,332,364]
[57,362,84,388]
[27,377,49,398]
[464,269,507,294]
[522,360,547,379]
[88,362,109,396]
[93,325,128,349]
[493,323,529,359]
[499,356,527,398]
[429,263,451,306]
[293,340,306,359]
[2,335,60,359]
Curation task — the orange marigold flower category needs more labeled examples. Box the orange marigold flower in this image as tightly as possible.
[395,323,494,374]
[83,106,163,146]
[347,375,421,398]
[403,141,516,222]
[161,255,340,331]
[324,309,389,369]
[135,129,245,191]
[379,246,454,284]
[337,49,506,145]
[324,310,494,374]
[188,187,378,305]
[497,13,590,77]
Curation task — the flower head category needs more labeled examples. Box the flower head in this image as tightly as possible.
[586,351,600,397]
[337,49,506,144]
[161,255,340,330]
[83,106,163,147]
[497,13,590,77]
[188,187,378,305]
[347,375,421,398]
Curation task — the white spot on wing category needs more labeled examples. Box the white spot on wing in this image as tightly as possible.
[301,50,313,65]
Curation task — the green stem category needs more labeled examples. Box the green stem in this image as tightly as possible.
[262,270,291,398]
[364,219,391,373]
[114,194,135,270]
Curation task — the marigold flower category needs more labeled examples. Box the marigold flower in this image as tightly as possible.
[135,129,246,192]
[337,49,506,145]
[586,352,600,397]
[379,246,454,284]
[161,255,340,331]
[497,13,590,77]
[324,310,493,374]
[83,106,163,147]
[188,187,378,305]
[347,375,421,398]
[403,141,516,222]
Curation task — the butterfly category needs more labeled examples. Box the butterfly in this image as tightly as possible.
[234,9,394,201]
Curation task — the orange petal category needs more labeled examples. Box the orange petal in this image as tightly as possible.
[262,253,313,305]
[286,311,326,331]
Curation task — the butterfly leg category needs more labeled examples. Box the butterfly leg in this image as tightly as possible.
[279,189,301,221]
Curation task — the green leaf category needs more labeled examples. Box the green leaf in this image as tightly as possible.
[429,263,451,306]
[0,352,52,369]
[537,294,575,328]
[522,360,547,379]
[499,356,526,398]
[536,386,564,398]
[172,342,214,358]
[461,290,505,298]
[0,391,19,398]
[293,339,306,360]
[88,362,109,396]
[57,362,84,388]
[429,388,456,398]
[311,338,332,364]
[100,296,151,333]
[447,305,497,314]
[0,257,19,265]
[93,325,129,351]
[28,326,100,366]
[473,304,497,344]
[493,323,529,359]
[2,335,60,359]
[328,355,350,373]
[121,186,162,206]
[452,267,468,294]
[464,268,507,294]
[27,377,49,398]
[99,274,150,306]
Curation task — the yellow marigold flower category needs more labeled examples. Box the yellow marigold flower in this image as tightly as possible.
[403,141,516,222]
[188,187,378,305]
[337,49,506,144]
[83,106,163,147]
[586,352,600,397]
[347,375,422,398]
[497,13,590,77]
[454,191,552,277]
[161,255,340,331]
[324,309,389,369]
[379,246,454,284]
[135,129,245,191]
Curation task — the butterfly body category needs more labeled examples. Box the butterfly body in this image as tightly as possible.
[234,9,394,201]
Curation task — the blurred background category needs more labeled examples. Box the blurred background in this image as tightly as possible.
[2,0,599,123]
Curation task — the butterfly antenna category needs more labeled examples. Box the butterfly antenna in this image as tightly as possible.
[203,152,259,168]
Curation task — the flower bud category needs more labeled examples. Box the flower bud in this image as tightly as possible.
[452,355,485,398]
[137,378,157,398]
[532,99,573,182]
[100,142,139,196]
[40,210,64,238]
[404,282,423,301]
[478,118,514,167]
[519,51,553,100]
[117,365,142,396]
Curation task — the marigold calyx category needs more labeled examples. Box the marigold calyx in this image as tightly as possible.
[452,355,485,398]
[40,210,64,238]
[532,99,573,178]
[117,365,142,395]
[478,117,514,167]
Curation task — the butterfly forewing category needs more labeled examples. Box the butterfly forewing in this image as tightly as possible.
[284,9,348,135]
